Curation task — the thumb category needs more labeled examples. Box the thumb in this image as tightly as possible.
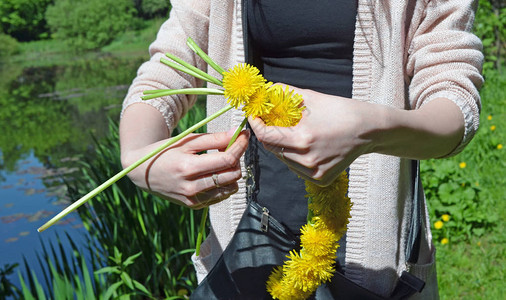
[184,128,244,153]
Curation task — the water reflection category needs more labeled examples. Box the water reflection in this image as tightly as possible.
[0,55,145,175]
[0,53,147,292]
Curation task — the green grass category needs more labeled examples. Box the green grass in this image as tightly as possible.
[102,18,165,55]
[431,69,506,299]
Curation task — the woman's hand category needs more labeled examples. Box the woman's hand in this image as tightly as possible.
[249,85,465,186]
[249,86,376,186]
[123,130,249,209]
[120,103,249,209]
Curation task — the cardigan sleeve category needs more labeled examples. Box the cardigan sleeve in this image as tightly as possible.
[121,0,210,133]
[406,0,484,157]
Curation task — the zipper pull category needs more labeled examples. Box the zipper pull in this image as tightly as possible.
[260,207,269,232]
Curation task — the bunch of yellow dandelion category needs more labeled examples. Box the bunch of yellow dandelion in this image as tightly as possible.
[267,173,352,299]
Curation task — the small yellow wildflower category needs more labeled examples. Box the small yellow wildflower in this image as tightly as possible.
[497,144,503,150]
[459,162,467,169]
[441,238,449,245]
[222,63,266,108]
[490,125,496,131]
[487,115,492,120]
[442,214,450,222]
[434,220,444,230]
[477,241,482,246]
[261,85,305,127]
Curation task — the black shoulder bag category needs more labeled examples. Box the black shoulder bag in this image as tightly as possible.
[191,161,425,299]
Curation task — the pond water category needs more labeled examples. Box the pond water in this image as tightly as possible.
[0,53,147,294]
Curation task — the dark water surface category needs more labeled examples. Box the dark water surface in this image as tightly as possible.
[0,53,146,292]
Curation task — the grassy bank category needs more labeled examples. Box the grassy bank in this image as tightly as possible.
[7,18,165,68]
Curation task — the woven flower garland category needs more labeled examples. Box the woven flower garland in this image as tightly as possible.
[267,173,352,299]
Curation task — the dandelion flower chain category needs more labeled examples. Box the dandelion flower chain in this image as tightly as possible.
[267,172,352,300]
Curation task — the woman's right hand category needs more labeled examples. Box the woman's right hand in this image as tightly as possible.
[120,103,249,209]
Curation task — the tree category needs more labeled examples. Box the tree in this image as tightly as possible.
[45,0,136,51]
[0,0,52,41]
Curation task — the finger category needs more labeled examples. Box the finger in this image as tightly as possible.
[248,116,301,149]
[190,183,239,209]
[182,127,242,153]
[185,130,249,176]
[195,166,243,193]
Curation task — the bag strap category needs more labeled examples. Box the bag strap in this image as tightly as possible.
[406,160,422,264]
[389,160,426,299]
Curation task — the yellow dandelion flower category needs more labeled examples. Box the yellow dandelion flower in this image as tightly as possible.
[434,220,444,230]
[477,241,481,246]
[306,172,352,237]
[441,238,449,245]
[300,223,339,257]
[266,266,284,299]
[241,82,274,118]
[442,214,450,222]
[487,115,492,120]
[222,63,266,108]
[459,162,466,169]
[283,250,335,293]
[261,85,305,127]
[490,125,496,131]
[497,144,503,150]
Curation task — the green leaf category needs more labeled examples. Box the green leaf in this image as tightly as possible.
[121,272,134,290]
[95,266,120,275]
[123,251,143,267]
[104,281,123,300]
[133,279,151,295]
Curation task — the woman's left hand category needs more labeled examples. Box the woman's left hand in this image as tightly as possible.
[249,85,378,186]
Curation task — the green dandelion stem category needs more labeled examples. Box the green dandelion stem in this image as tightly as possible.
[196,117,248,256]
[164,53,223,86]
[187,37,226,76]
[141,88,224,100]
[160,57,222,86]
[195,207,208,257]
[38,105,234,233]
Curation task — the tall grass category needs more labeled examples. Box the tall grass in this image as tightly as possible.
[13,101,207,299]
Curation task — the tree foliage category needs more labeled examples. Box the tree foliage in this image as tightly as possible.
[133,0,171,19]
[45,0,136,51]
[474,0,505,73]
[0,33,20,58]
[0,0,52,41]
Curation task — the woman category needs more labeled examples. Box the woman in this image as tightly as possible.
[119,0,483,298]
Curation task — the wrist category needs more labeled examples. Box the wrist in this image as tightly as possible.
[356,102,393,156]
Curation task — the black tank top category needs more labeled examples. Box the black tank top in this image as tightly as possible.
[246,0,356,234]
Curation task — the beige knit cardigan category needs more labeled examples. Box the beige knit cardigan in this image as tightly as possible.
[122,0,483,298]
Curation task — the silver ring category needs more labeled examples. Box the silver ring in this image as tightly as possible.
[212,173,220,188]
[280,147,285,160]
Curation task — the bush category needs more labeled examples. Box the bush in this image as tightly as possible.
[0,33,20,58]
[45,0,136,51]
[141,0,171,18]
[0,0,52,41]
[474,0,505,73]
